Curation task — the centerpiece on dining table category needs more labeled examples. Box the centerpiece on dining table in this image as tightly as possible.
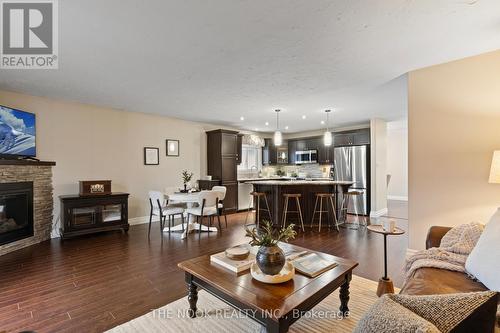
[180,170,194,193]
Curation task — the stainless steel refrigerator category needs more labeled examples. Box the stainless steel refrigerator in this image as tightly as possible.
[333,145,369,215]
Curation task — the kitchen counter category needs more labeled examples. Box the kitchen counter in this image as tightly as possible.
[244,180,353,186]
[248,180,354,228]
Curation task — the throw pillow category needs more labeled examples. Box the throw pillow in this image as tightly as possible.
[465,207,500,291]
[355,291,498,333]
[439,221,484,255]
[354,295,440,333]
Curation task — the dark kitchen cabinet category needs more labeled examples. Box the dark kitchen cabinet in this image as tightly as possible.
[288,140,297,164]
[334,128,370,146]
[236,134,243,164]
[206,129,240,213]
[263,138,278,165]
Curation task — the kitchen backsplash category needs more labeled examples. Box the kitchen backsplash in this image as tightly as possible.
[260,164,332,178]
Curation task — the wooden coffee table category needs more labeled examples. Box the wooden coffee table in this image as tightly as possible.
[178,243,358,333]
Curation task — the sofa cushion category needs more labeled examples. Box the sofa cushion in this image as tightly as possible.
[466,207,500,291]
[400,267,488,295]
[355,291,498,333]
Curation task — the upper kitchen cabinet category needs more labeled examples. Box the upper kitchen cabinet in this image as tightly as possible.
[333,128,370,146]
[263,138,278,165]
[206,129,239,212]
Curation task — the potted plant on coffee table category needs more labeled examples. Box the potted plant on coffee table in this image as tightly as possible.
[245,221,297,275]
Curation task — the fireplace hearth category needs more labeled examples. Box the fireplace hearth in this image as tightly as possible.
[0,182,34,246]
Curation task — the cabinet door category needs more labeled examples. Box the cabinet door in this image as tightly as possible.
[222,182,238,212]
[295,140,307,151]
[353,129,370,145]
[334,133,354,146]
[236,134,243,164]
[221,133,237,155]
[69,206,98,229]
[269,142,278,165]
[222,156,237,181]
[288,141,297,164]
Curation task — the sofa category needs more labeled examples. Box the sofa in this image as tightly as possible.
[400,226,498,332]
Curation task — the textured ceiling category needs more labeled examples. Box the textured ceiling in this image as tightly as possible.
[1,0,499,132]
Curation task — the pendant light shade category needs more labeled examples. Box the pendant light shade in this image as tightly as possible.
[323,109,332,146]
[273,109,282,146]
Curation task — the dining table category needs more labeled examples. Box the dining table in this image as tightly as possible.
[166,191,218,239]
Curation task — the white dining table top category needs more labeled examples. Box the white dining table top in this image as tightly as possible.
[167,192,200,203]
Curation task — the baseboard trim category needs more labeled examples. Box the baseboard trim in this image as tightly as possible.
[387,195,408,201]
[129,216,156,225]
[369,208,388,218]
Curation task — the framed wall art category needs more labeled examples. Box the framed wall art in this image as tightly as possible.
[144,147,159,165]
[166,139,179,156]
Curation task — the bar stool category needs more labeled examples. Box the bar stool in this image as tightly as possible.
[340,190,365,229]
[245,191,272,228]
[311,193,339,232]
[281,193,305,232]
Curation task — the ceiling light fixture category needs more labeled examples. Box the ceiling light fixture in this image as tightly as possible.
[285,126,289,130]
[321,120,325,125]
[240,116,245,121]
[302,115,306,120]
[274,109,282,146]
[265,122,269,126]
[323,109,332,146]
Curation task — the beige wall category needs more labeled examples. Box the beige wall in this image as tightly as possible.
[0,90,229,232]
[408,50,500,249]
[387,119,408,200]
[370,118,388,215]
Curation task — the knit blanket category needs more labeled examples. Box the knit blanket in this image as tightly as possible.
[404,222,484,281]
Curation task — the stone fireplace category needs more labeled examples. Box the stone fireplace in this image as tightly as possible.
[0,160,55,256]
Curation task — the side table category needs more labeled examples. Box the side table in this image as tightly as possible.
[367,224,405,296]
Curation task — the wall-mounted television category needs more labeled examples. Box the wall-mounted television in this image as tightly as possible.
[0,105,36,158]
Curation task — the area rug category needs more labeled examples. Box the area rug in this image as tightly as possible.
[107,275,386,333]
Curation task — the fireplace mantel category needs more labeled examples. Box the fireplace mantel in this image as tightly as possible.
[0,159,56,166]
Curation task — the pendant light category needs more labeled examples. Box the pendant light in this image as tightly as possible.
[273,109,282,146]
[323,109,332,146]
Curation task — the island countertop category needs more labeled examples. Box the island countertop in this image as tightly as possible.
[244,180,354,186]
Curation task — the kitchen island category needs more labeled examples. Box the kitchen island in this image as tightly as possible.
[244,180,354,229]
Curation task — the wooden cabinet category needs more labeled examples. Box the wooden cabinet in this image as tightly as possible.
[206,129,240,213]
[236,134,243,165]
[263,138,278,165]
[288,140,297,164]
[334,128,370,146]
[59,193,129,240]
[197,179,222,190]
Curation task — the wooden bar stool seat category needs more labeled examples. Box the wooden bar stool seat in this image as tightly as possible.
[281,193,305,232]
[340,190,365,229]
[245,191,272,228]
[311,193,339,232]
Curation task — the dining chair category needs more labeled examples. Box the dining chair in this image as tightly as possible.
[212,185,228,228]
[148,190,186,237]
[185,190,221,234]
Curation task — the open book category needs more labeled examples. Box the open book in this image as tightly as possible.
[291,253,338,278]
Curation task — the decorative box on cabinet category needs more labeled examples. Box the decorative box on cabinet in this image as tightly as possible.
[59,193,129,240]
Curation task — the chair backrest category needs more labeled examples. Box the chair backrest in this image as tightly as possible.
[197,190,219,208]
[148,190,165,214]
[211,186,227,200]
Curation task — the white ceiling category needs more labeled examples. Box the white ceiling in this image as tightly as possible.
[1,0,500,133]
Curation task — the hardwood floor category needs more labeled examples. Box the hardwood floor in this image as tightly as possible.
[0,201,408,333]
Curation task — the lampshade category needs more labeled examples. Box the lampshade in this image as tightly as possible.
[323,131,332,146]
[274,130,282,146]
[489,150,500,184]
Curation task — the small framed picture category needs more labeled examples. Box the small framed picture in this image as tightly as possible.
[144,147,159,165]
[166,139,179,156]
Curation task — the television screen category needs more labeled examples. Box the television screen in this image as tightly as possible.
[0,105,36,157]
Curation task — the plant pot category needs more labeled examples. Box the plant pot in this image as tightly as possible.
[256,245,286,276]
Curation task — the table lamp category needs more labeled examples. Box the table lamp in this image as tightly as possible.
[489,150,500,184]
